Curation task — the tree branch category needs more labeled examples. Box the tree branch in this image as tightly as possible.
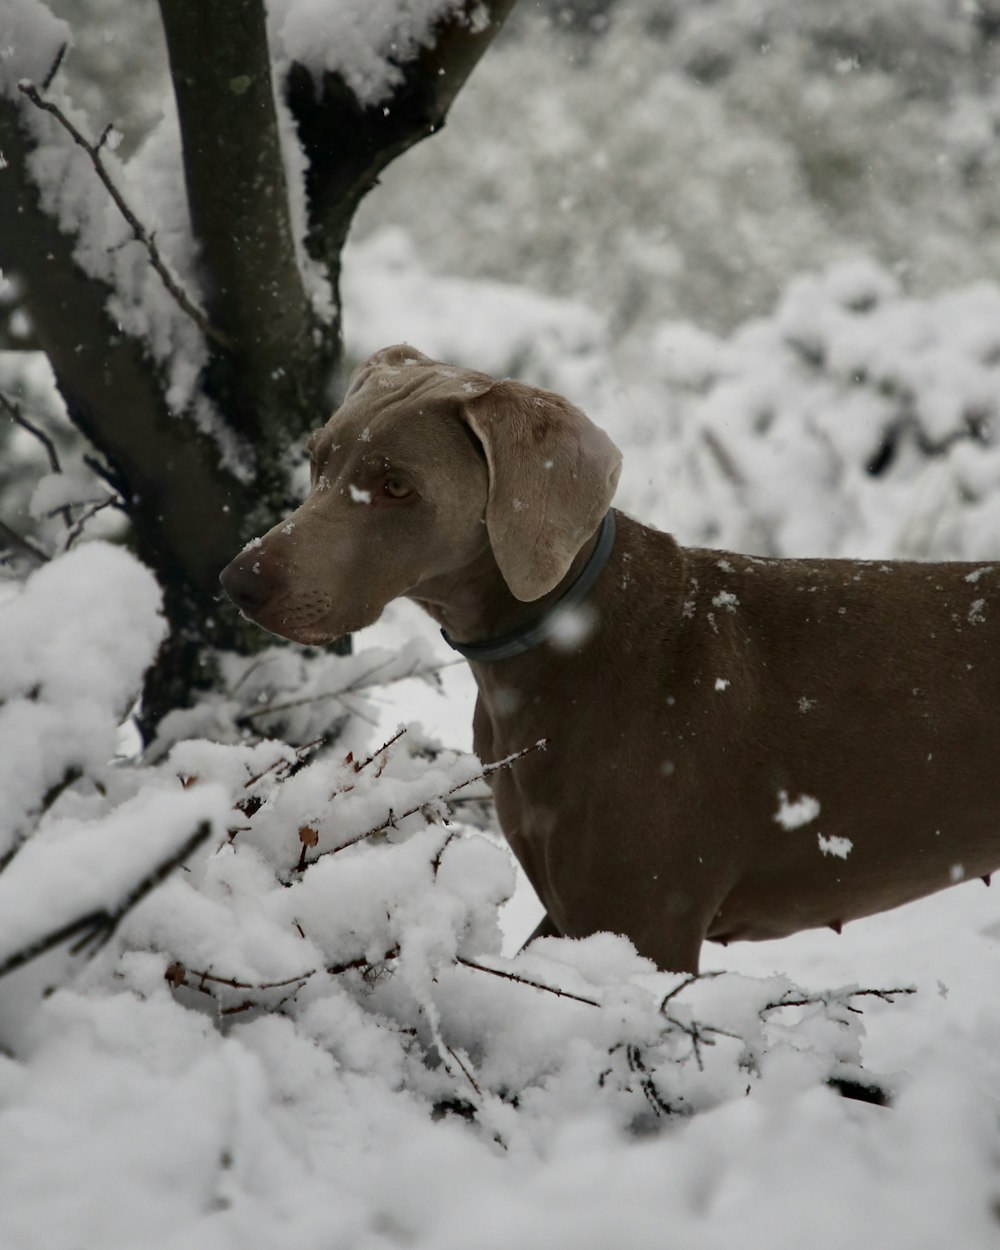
[18,80,228,348]
[0,97,249,594]
[285,0,519,293]
[0,519,48,566]
[0,821,213,981]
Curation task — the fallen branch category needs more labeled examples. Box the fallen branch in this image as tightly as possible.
[17,80,228,349]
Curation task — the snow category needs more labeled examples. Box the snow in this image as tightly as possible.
[269,0,477,107]
[6,294,1000,1244]
[774,792,822,832]
[0,2,69,100]
[5,8,1000,1247]
[817,834,853,860]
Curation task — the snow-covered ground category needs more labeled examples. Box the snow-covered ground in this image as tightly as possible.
[4,1,1000,1239]
[3,238,1000,1248]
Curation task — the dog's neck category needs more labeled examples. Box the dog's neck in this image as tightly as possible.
[410,517,611,653]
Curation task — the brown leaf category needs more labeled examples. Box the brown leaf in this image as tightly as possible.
[165,961,186,988]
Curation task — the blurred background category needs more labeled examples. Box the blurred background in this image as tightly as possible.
[7,0,1000,567]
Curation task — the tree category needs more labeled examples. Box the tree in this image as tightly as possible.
[0,0,516,738]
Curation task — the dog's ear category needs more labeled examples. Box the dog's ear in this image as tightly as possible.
[460,381,622,601]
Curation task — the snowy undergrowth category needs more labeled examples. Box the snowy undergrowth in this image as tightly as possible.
[0,538,933,1250]
[5,207,1000,1249]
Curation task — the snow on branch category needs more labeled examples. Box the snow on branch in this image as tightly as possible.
[0,820,213,981]
[17,80,228,349]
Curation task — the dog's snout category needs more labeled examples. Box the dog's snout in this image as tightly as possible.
[220,558,274,614]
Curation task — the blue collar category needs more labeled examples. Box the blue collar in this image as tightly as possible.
[441,511,617,663]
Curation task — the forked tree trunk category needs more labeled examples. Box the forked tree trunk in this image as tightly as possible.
[0,0,517,737]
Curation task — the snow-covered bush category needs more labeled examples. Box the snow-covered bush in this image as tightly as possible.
[0,541,924,1247]
[628,259,1000,562]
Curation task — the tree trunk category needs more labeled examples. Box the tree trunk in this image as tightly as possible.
[0,0,518,738]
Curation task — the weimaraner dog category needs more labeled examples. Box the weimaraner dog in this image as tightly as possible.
[221,344,1000,973]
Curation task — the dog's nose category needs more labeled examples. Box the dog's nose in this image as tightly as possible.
[220,558,273,613]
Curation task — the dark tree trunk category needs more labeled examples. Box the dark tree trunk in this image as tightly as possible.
[0,0,517,738]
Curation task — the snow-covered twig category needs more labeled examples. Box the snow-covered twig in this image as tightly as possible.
[165,944,402,1014]
[17,81,229,350]
[760,985,916,1017]
[0,519,48,566]
[63,496,123,550]
[238,656,462,725]
[0,821,213,981]
[0,391,62,477]
[456,956,601,1007]
[311,738,547,863]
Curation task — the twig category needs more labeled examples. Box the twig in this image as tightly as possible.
[168,944,401,1005]
[239,655,462,724]
[311,739,547,863]
[0,821,212,980]
[431,831,458,878]
[64,496,122,549]
[445,1042,482,1097]
[41,42,67,91]
[350,726,407,776]
[0,766,78,877]
[17,80,229,349]
[627,1043,675,1117]
[241,736,324,790]
[659,969,724,1010]
[456,955,600,1007]
[0,391,61,474]
[0,519,48,565]
[760,986,916,1017]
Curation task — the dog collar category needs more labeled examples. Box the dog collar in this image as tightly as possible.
[441,511,617,663]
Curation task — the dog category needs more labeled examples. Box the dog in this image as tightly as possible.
[220,345,1000,972]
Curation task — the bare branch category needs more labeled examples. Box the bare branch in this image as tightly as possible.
[41,42,68,91]
[0,520,48,566]
[239,656,461,725]
[166,944,402,1010]
[17,80,227,349]
[760,985,916,1016]
[63,496,123,550]
[456,956,600,1007]
[0,391,61,474]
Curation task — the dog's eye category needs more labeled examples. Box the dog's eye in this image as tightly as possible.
[384,477,412,499]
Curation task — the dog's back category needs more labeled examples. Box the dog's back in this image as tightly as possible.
[475,514,1000,968]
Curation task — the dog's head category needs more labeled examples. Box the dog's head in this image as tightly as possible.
[219,345,622,645]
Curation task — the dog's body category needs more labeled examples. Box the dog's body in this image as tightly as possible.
[221,346,1000,973]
